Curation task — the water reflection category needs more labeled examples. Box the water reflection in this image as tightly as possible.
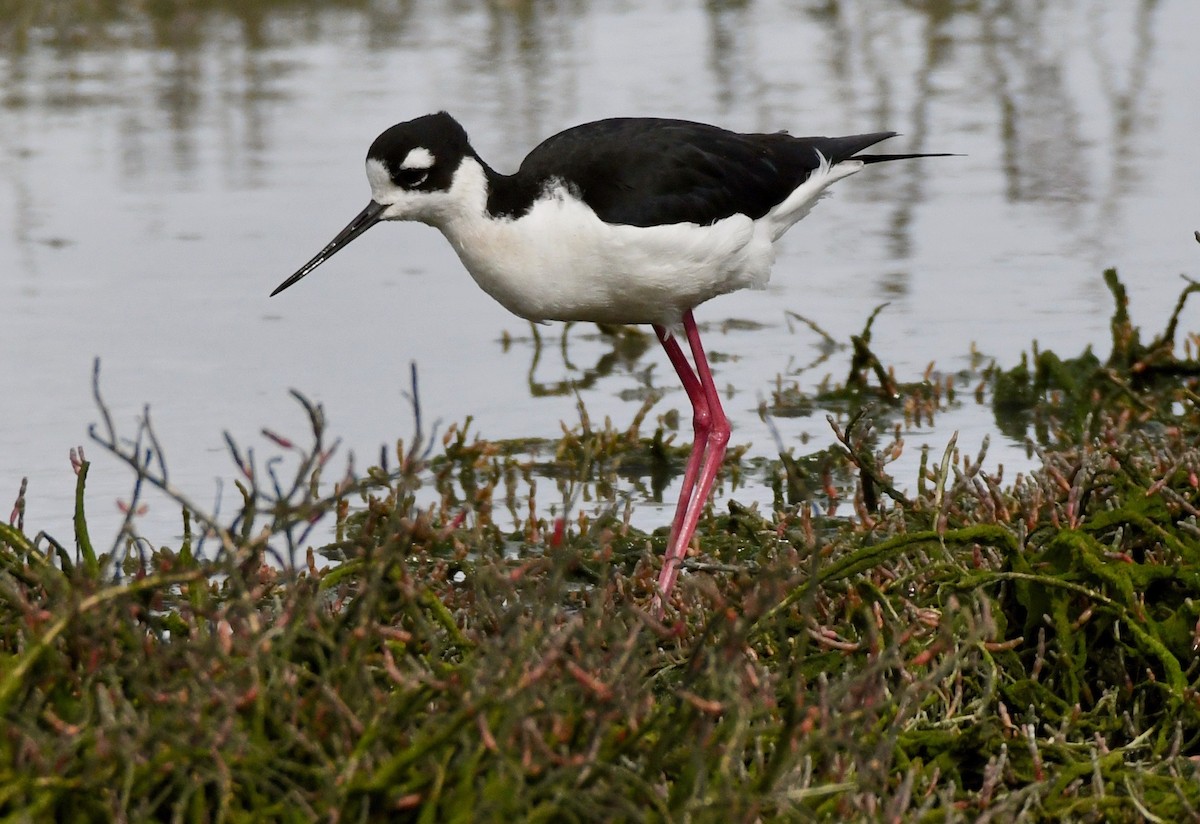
[981,2,1157,241]
[1,1,1167,210]
[704,0,754,113]
[514,323,654,399]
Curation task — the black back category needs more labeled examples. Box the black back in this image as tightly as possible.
[491,118,898,227]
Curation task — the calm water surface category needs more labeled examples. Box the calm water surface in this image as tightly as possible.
[2,0,1198,544]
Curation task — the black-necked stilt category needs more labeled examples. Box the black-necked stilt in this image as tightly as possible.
[272,112,951,614]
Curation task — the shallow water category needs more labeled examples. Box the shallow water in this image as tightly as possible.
[2,0,1198,545]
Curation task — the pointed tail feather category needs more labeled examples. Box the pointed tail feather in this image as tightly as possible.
[799,132,897,165]
[856,151,961,164]
[795,132,959,166]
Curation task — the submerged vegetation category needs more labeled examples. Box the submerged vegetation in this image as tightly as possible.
[4,268,1200,821]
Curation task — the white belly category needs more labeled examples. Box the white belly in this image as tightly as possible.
[442,189,771,327]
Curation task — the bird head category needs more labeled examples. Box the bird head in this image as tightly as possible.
[365,111,475,225]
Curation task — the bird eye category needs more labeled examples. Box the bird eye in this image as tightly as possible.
[395,168,429,189]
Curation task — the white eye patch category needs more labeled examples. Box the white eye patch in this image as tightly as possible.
[399,147,435,170]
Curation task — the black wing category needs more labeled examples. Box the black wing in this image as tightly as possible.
[504,118,900,227]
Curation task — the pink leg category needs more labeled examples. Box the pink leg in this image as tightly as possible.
[653,325,709,548]
[651,312,731,614]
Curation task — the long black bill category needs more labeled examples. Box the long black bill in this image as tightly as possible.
[270,200,387,296]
